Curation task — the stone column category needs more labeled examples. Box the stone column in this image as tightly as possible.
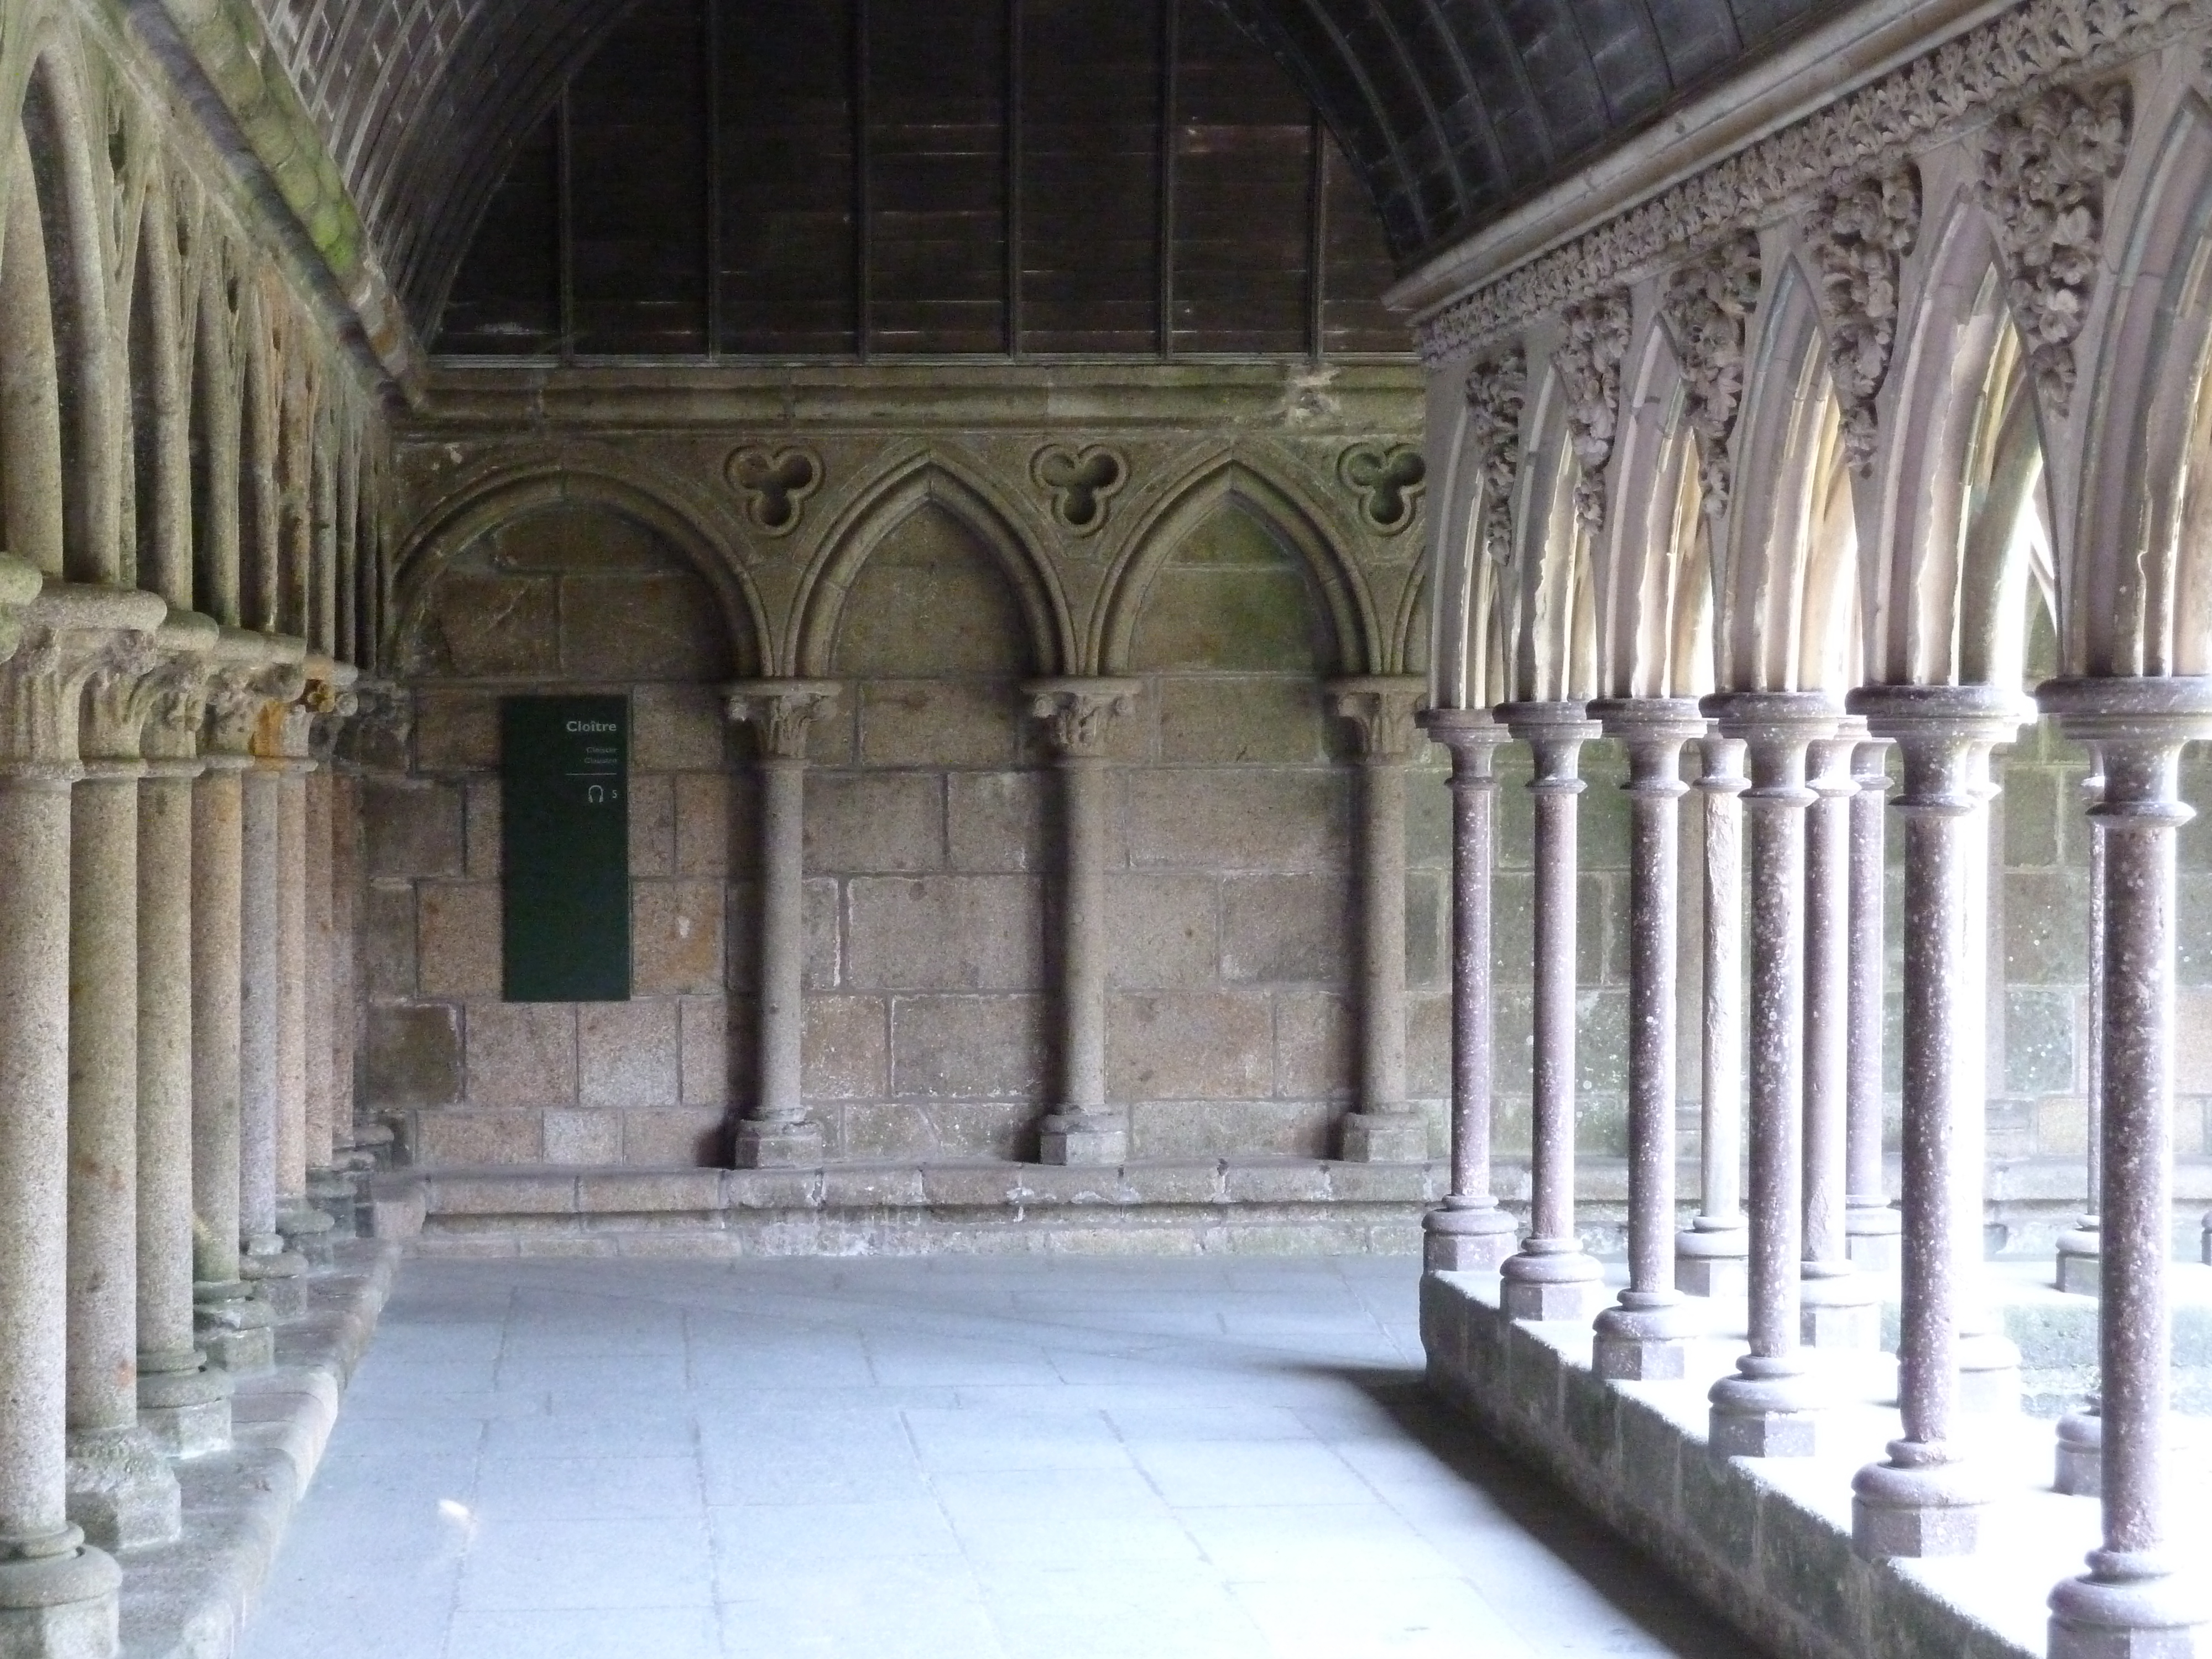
[1801,722,1881,1347]
[0,573,156,1659]
[329,768,361,1164]
[1495,702,1606,1321]
[1024,677,1143,1165]
[1848,684,2017,1556]
[1703,691,1832,1457]
[133,631,233,1457]
[1331,676,1431,1163]
[303,675,357,1228]
[1417,708,1517,1271]
[1590,698,1704,1376]
[64,638,183,1552]
[272,673,338,1263]
[724,681,839,1168]
[2041,677,2212,1659]
[2056,760,2107,1293]
[1677,732,1750,1296]
[1845,734,1901,1270]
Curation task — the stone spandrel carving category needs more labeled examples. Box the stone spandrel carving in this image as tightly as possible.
[1977,83,2131,418]
[1555,292,1632,532]
[1464,347,1527,566]
[1032,445,1129,535]
[1338,442,1428,535]
[1660,233,1761,515]
[726,446,823,536]
[1413,0,2188,366]
[1811,165,1922,474]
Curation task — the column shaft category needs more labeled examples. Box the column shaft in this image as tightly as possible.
[238,763,283,1255]
[305,768,334,1178]
[1845,738,1900,1269]
[276,763,309,1210]
[190,762,247,1296]
[1678,735,1749,1295]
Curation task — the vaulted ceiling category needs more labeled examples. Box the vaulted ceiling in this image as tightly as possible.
[252,0,1833,340]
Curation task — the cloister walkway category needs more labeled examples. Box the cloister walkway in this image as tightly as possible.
[234,1256,1766,1659]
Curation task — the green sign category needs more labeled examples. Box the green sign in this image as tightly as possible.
[501,695,632,1002]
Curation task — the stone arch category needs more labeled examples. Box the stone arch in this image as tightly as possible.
[390,467,772,677]
[187,251,240,624]
[126,168,191,609]
[1953,322,2054,691]
[1422,385,1485,708]
[235,280,280,630]
[1095,452,1379,676]
[794,452,1072,679]
[1503,361,1595,702]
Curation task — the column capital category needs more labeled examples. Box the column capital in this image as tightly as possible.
[1591,697,1703,792]
[724,679,841,759]
[303,660,361,768]
[1417,705,1510,780]
[1328,675,1428,761]
[203,630,308,765]
[1808,714,1868,799]
[1702,690,1837,797]
[1851,728,1894,791]
[1024,676,1143,758]
[0,582,168,777]
[0,551,39,664]
[1850,682,2027,813]
[1694,729,1748,796]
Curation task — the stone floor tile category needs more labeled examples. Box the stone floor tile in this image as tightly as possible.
[457,1516,716,1610]
[1228,1574,1541,1659]
[900,1405,1131,1472]
[1180,1501,1464,1581]
[445,1605,723,1659]
[708,1499,963,1589]
[1130,1439,1376,1507]
[474,1454,704,1519]
[928,1465,1171,1521]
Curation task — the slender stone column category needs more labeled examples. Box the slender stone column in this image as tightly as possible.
[64,638,184,1551]
[2041,677,2212,1659]
[1417,708,1517,1271]
[1801,721,1881,1347]
[724,681,839,1168]
[302,676,357,1228]
[1024,678,1143,1165]
[1677,733,1750,1296]
[328,768,360,1162]
[133,629,234,1456]
[1845,734,1901,1271]
[1496,702,1606,1321]
[1590,699,1705,1376]
[1332,676,1432,1163]
[1704,691,1832,1457]
[271,675,340,1264]
[0,573,156,1659]
[1848,684,2017,1555]
[2060,758,2105,1295]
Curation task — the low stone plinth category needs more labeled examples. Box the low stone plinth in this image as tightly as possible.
[389,1157,1448,1257]
[1421,1269,2212,1659]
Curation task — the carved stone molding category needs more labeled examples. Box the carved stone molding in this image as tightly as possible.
[1977,83,2131,418]
[1555,292,1632,531]
[0,554,39,665]
[727,446,824,536]
[1328,676,1430,763]
[1660,233,1761,515]
[1024,677,1143,758]
[1464,348,1527,566]
[1810,164,1922,473]
[1031,444,1129,535]
[726,680,841,760]
[1413,0,2192,366]
[0,584,168,775]
[1338,442,1428,535]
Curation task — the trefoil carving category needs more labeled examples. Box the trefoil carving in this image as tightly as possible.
[1337,443,1427,535]
[727,446,823,536]
[1031,445,1128,535]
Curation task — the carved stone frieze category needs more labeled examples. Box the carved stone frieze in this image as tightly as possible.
[1554,292,1632,531]
[1031,445,1129,535]
[1660,234,1761,514]
[1337,442,1428,535]
[1976,83,2131,418]
[1464,348,1527,566]
[1809,164,1922,472]
[1413,0,2188,366]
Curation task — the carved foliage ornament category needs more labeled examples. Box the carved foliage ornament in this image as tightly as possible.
[1464,348,1527,566]
[1976,83,2131,418]
[727,446,823,536]
[1554,291,1632,531]
[1031,444,1128,535]
[1660,233,1762,515]
[1337,443,1427,534]
[1810,164,1922,473]
[1413,0,2187,366]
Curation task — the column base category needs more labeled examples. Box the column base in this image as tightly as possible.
[1851,1449,1991,1557]
[64,1427,181,1551]
[1845,1204,1903,1272]
[277,1205,338,1267]
[1337,1110,1430,1163]
[1958,1329,2023,1413]
[1422,1202,1517,1273]
[1498,1244,1605,1322]
[2056,1406,2101,1496]
[1799,1267,1882,1349]
[2059,1227,2103,1296]
[193,1281,276,1374]
[1674,1223,1747,1298]
[137,1352,234,1457]
[1037,1112,1128,1166]
[2051,1563,2210,1659]
[732,1119,824,1169]
[239,1247,308,1318]
[0,1538,121,1659]
[1592,1293,1702,1380]
[307,1170,361,1238]
[1709,1359,1825,1458]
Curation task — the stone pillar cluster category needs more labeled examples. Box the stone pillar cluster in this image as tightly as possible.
[0,564,371,1658]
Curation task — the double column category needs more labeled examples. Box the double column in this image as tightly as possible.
[1025,679,1142,1166]
[1331,677,1431,1164]
[2040,677,2212,1659]
[724,681,840,1168]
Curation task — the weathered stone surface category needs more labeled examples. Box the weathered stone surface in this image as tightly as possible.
[413,689,499,771]
[847,875,1045,990]
[859,680,1025,767]
[1105,873,1222,988]
[890,995,1048,1098]
[416,881,500,998]
[948,771,1049,872]
[628,773,677,876]
[619,1110,726,1164]
[366,1005,461,1105]
[1124,770,1349,870]
[562,574,731,681]
[804,997,889,1099]
[362,884,418,997]
[806,773,944,872]
[362,780,463,877]
[415,1108,545,1164]
[633,685,729,771]
[675,772,732,874]
[680,997,733,1108]
[1221,872,1348,981]
[466,1004,577,1105]
[634,879,726,994]
[1108,992,1274,1100]
[1274,990,1356,1097]
[1155,677,1328,764]
[543,1109,624,1165]
[579,1000,681,1108]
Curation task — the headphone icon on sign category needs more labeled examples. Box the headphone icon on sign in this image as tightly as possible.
[587,785,610,804]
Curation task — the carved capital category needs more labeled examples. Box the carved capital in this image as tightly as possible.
[1464,348,1526,566]
[1329,676,1428,763]
[1555,292,1631,531]
[304,675,361,765]
[1811,165,1921,473]
[726,679,841,760]
[0,553,40,665]
[1660,233,1761,514]
[1024,677,1143,758]
[0,583,168,775]
[335,681,413,774]
[78,634,168,764]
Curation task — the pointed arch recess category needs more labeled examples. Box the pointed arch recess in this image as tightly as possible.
[1094,452,1380,677]
[1503,361,1593,703]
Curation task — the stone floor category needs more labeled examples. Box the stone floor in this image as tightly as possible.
[235,1255,1769,1659]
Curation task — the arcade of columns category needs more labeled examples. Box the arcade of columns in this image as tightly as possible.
[1407,3,2212,1652]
